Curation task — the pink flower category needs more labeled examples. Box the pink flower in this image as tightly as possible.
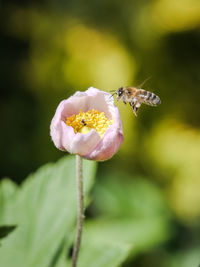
[50,87,124,161]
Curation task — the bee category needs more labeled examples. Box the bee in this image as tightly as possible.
[81,119,87,126]
[112,86,161,116]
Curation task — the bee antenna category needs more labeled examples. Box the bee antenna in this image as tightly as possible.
[137,76,152,88]
[109,92,117,98]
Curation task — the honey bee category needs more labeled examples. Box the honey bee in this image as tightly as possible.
[81,119,87,126]
[112,86,161,116]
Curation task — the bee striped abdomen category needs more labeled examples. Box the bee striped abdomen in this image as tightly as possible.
[139,89,161,106]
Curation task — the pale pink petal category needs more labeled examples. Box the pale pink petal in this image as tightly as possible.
[84,107,124,160]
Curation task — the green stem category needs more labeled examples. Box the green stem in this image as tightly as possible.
[71,155,84,267]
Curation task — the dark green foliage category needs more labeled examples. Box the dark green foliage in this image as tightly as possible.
[0,225,17,240]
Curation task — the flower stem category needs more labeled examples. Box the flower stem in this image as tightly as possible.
[72,155,84,267]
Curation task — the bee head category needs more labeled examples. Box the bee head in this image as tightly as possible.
[110,87,124,100]
[117,87,124,100]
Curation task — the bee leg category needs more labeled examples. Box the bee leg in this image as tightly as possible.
[130,102,138,116]
[123,101,127,105]
[133,106,138,116]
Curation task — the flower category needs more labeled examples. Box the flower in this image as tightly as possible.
[50,87,124,161]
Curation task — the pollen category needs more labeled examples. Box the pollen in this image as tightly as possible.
[66,109,113,137]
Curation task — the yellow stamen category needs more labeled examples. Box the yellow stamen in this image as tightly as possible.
[66,109,113,138]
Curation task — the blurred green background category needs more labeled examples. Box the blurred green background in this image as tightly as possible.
[1,0,200,266]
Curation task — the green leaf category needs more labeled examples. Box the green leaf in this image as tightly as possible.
[93,171,169,219]
[78,235,131,267]
[0,179,18,223]
[0,156,96,267]
[169,246,200,267]
[84,217,170,257]
[90,171,171,256]
[56,226,131,267]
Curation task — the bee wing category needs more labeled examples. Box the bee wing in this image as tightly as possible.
[137,76,152,88]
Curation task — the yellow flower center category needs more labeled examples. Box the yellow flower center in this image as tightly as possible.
[66,109,113,138]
